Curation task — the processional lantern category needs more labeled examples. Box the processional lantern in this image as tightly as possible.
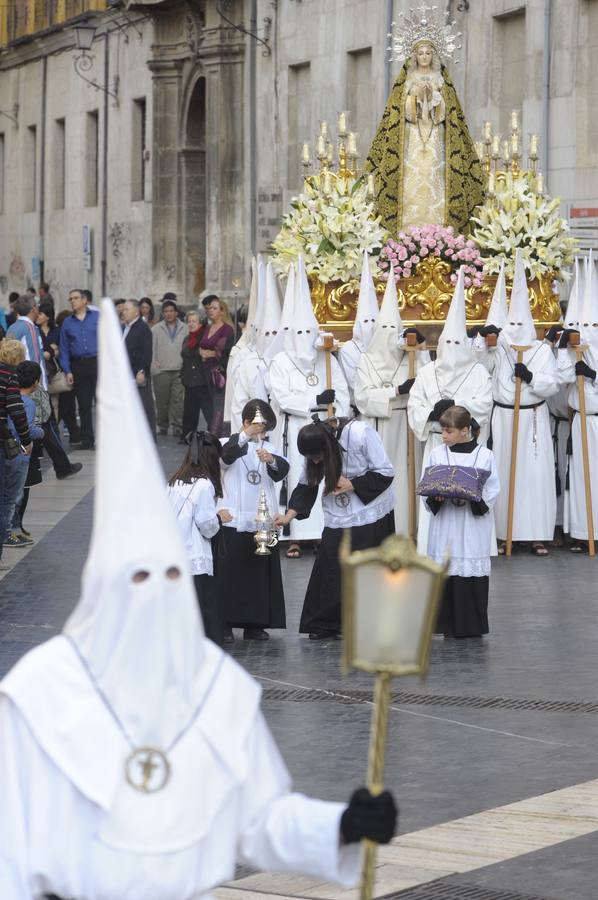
[340,533,446,900]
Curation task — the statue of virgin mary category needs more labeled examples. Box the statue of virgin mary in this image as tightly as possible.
[367,7,485,235]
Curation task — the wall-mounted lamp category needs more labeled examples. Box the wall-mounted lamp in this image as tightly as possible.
[73,21,119,102]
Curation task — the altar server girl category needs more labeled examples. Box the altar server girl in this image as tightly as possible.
[167,431,232,646]
[426,405,500,638]
[408,267,493,554]
[218,398,288,642]
[354,265,429,535]
[275,417,394,640]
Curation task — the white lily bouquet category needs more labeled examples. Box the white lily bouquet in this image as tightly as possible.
[471,171,577,280]
[272,176,387,283]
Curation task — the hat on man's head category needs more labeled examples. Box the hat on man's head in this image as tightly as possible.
[162,291,177,307]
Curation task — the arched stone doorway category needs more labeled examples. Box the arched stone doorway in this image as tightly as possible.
[182,76,206,299]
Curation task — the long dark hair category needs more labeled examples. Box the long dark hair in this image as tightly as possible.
[168,430,223,498]
[38,300,55,329]
[297,419,342,494]
[241,398,277,432]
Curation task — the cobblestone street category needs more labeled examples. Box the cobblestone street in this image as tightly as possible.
[2,438,598,900]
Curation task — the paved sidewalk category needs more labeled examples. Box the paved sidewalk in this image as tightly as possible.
[1,437,598,899]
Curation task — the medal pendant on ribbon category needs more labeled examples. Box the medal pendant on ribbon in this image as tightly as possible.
[381,381,394,389]
[334,492,351,509]
[125,747,171,793]
[246,470,262,485]
[306,373,319,386]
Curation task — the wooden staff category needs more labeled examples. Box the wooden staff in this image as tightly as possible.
[506,344,532,557]
[405,332,418,542]
[573,342,595,557]
[322,332,335,418]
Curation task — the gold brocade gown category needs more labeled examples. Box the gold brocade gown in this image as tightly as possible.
[401,72,446,228]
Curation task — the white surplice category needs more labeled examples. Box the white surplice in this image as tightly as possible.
[426,443,500,576]
[167,477,220,575]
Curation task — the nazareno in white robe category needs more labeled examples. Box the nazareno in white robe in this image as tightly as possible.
[268,350,350,541]
[355,347,430,536]
[426,442,500,577]
[484,340,559,542]
[557,348,598,540]
[0,639,360,900]
[407,359,494,554]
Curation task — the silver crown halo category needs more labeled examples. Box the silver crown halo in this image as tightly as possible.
[388,3,462,64]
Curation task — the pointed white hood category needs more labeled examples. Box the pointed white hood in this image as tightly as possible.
[563,258,583,330]
[435,266,475,381]
[64,299,206,749]
[485,259,508,329]
[352,251,379,351]
[580,250,598,360]
[285,255,319,369]
[363,263,403,380]
[267,263,295,361]
[237,256,264,351]
[502,249,537,347]
[255,261,282,358]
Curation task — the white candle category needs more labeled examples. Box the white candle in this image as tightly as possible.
[317,134,326,158]
[483,120,492,142]
[301,142,311,165]
[511,109,519,132]
[502,140,510,161]
[367,173,375,198]
[347,132,358,157]
[511,132,519,156]
[327,143,334,165]
[338,111,347,135]
[491,135,500,158]
[529,133,539,159]
[320,120,329,140]
[322,170,332,195]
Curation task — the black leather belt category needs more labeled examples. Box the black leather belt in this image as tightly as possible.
[493,400,546,410]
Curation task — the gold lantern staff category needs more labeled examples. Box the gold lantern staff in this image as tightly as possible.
[341,533,447,900]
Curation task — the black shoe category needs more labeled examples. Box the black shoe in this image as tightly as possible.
[243,627,270,641]
[79,442,95,450]
[223,628,235,644]
[308,629,340,641]
[57,462,83,480]
[69,433,82,444]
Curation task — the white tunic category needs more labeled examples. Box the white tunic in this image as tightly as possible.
[486,342,559,541]
[220,430,287,533]
[296,419,394,530]
[338,340,362,406]
[0,640,360,900]
[230,352,270,434]
[269,351,350,541]
[557,349,598,540]
[355,348,430,536]
[407,360,494,554]
[167,478,220,576]
[426,443,500,577]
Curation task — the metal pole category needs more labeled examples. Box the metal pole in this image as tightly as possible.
[541,0,551,190]
[101,32,109,297]
[249,0,258,256]
[39,55,47,286]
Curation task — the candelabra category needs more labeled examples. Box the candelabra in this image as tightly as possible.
[475,110,543,201]
[300,111,375,199]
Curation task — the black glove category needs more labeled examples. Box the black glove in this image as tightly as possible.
[558,328,579,349]
[479,324,501,337]
[470,499,490,517]
[403,327,425,344]
[316,389,335,405]
[575,360,597,381]
[397,377,416,395]
[340,788,398,845]
[429,398,455,421]
[466,325,481,338]
[544,325,561,343]
[514,362,533,384]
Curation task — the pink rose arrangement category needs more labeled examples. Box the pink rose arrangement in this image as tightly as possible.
[379,224,484,289]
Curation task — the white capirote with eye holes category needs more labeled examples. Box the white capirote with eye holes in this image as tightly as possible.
[500,247,538,349]
[435,265,476,385]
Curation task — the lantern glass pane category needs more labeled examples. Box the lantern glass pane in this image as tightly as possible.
[353,565,434,667]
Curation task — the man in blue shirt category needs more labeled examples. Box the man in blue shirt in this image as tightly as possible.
[59,289,99,450]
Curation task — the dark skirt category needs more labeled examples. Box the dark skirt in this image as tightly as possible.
[217,527,286,629]
[435,575,489,638]
[299,511,395,635]
[193,573,224,647]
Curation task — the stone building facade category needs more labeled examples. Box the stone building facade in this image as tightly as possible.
[0,0,596,310]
